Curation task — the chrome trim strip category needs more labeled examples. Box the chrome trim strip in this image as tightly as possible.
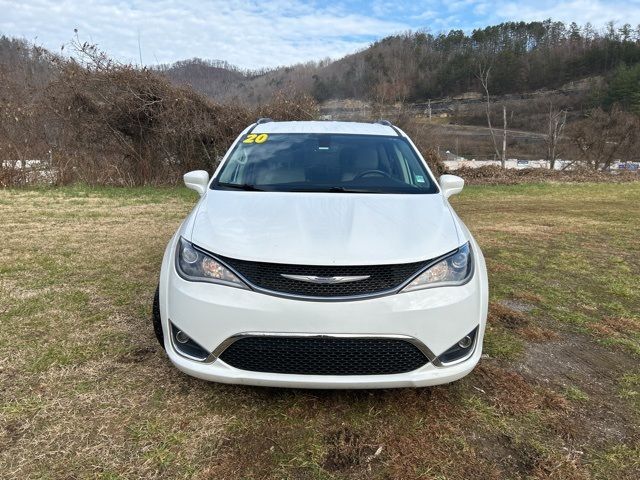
[172,329,479,369]
[168,320,217,364]
[280,274,371,284]
[246,283,403,302]
[431,328,479,367]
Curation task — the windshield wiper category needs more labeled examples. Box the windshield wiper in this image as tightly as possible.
[288,186,378,193]
[327,186,376,193]
[217,182,265,191]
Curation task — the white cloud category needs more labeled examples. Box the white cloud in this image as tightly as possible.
[412,10,438,21]
[1,0,638,69]
[473,2,491,16]
[495,1,640,27]
[447,0,480,13]
[0,0,409,68]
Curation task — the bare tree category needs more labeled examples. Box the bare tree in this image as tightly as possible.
[502,105,507,168]
[545,103,567,169]
[566,106,639,170]
[477,65,507,168]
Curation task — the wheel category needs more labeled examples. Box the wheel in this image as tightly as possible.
[152,284,165,349]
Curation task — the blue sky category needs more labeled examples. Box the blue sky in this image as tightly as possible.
[1,1,638,69]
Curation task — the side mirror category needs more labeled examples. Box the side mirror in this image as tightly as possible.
[439,174,464,199]
[183,170,209,196]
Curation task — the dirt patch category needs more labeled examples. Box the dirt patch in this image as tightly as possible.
[209,429,279,479]
[490,302,559,342]
[0,419,26,449]
[516,331,639,446]
[532,454,589,480]
[474,431,540,476]
[473,362,569,415]
[117,346,156,364]
[323,427,382,473]
[470,428,588,480]
[490,302,530,329]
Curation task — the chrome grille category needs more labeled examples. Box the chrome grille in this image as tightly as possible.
[215,255,429,298]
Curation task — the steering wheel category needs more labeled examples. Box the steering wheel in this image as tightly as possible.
[353,169,391,180]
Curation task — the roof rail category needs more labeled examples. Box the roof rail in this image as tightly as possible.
[246,117,273,135]
[375,119,402,137]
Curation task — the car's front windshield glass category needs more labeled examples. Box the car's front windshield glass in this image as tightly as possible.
[212,133,438,194]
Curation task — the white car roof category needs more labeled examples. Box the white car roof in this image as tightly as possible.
[251,120,400,137]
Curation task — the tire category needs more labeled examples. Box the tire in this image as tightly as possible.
[152,284,165,349]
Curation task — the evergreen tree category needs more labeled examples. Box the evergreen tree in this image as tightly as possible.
[603,64,640,114]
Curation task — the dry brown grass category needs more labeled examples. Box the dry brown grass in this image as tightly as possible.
[519,325,559,342]
[1,183,639,479]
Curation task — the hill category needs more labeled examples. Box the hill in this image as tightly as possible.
[160,20,640,105]
[158,58,246,100]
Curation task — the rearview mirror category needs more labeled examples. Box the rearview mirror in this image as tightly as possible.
[184,170,210,196]
[439,174,464,199]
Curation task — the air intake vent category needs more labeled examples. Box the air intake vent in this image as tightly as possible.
[218,336,429,375]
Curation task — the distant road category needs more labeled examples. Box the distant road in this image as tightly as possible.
[431,123,546,140]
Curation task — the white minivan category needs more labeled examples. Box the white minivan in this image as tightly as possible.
[153,120,488,388]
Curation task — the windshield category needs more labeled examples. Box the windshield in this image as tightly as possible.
[212,133,438,194]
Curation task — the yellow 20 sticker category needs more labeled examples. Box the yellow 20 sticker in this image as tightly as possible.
[243,133,269,144]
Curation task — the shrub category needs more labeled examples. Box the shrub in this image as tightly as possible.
[455,165,637,185]
[1,40,320,186]
[42,44,318,185]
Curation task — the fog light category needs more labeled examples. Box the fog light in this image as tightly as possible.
[175,330,190,344]
[437,327,478,365]
[170,323,210,361]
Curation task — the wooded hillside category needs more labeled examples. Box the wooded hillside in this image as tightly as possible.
[160,20,640,106]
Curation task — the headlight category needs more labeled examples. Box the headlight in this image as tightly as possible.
[176,238,249,289]
[402,242,473,292]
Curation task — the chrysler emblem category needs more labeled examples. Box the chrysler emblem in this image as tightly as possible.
[280,274,370,284]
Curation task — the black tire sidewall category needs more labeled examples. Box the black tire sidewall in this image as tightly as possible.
[152,284,165,349]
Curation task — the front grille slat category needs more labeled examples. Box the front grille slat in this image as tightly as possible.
[215,255,429,298]
[219,336,429,375]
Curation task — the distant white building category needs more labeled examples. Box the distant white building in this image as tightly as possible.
[444,158,573,170]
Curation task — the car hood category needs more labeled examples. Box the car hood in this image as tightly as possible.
[189,190,463,265]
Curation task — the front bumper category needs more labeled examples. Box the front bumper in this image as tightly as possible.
[159,235,488,389]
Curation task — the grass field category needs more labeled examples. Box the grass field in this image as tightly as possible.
[1,183,639,479]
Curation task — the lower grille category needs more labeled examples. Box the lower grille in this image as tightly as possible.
[218,336,429,375]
